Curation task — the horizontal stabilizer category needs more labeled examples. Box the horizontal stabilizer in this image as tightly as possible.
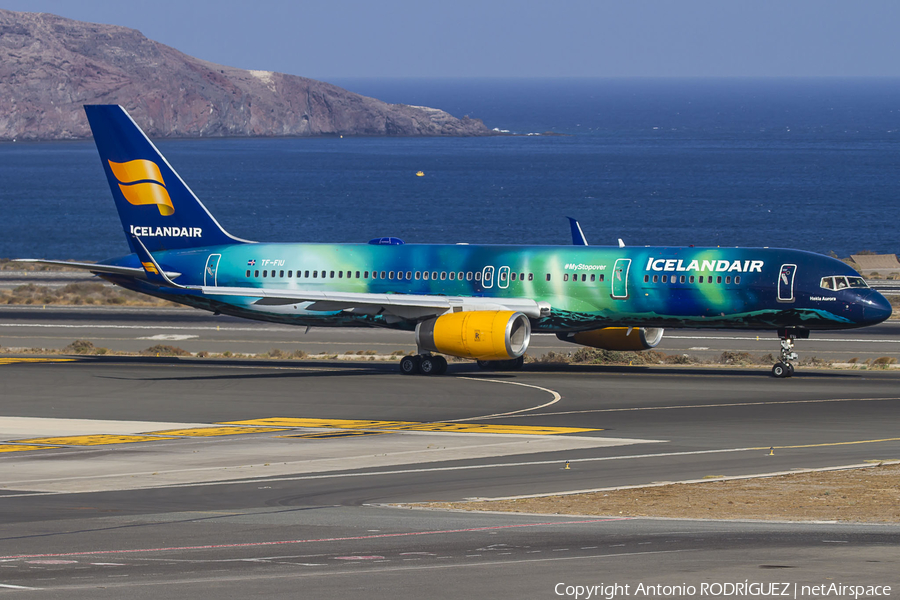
[13,258,181,280]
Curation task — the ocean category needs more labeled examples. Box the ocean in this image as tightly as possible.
[1,78,898,261]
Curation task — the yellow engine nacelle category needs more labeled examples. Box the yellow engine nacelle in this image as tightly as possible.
[558,327,664,351]
[416,310,531,360]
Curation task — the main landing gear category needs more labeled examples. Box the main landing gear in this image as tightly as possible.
[771,328,807,378]
[399,354,448,376]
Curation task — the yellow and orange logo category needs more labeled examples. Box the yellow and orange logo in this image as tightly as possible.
[108,159,174,216]
[141,261,159,275]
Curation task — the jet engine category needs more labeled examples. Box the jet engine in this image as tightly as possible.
[557,327,664,351]
[416,310,531,360]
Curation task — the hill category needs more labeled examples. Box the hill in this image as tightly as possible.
[0,9,493,140]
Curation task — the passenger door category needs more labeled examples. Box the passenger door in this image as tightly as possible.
[777,264,796,303]
[204,254,221,286]
[611,258,631,299]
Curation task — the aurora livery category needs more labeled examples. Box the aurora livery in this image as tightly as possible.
[18,105,893,378]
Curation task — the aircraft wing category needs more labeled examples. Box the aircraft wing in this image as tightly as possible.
[13,259,181,280]
[196,285,550,321]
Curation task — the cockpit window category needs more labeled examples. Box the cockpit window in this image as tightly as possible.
[821,276,869,290]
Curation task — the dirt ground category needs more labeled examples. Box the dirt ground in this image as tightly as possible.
[422,463,900,523]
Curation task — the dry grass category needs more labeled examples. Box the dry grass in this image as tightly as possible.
[0,282,178,307]
[423,463,900,523]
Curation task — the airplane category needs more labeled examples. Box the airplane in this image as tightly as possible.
[16,105,893,378]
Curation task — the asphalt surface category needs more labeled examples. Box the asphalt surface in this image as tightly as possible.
[0,351,898,597]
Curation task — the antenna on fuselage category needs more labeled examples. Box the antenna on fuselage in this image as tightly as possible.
[618,238,625,248]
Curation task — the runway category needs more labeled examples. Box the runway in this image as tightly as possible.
[0,354,898,597]
[2,305,900,364]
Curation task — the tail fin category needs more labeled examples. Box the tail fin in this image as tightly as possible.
[84,105,252,253]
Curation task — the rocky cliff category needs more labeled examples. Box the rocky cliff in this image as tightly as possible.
[0,9,492,140]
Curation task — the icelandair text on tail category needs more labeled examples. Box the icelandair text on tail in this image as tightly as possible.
[554,581,890,599]
[130,225,202,238]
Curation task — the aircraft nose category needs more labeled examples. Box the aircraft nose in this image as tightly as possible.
[863,290,893,325]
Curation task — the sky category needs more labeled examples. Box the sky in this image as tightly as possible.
[5,0,900,79]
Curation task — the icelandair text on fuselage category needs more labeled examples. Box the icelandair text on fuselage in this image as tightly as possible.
[554,581,890,599]
[645,258,764,273]
[130,225,202,238]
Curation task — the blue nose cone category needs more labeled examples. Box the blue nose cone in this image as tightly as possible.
[862,290,893,325]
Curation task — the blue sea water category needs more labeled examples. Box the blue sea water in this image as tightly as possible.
[1,78,898,261]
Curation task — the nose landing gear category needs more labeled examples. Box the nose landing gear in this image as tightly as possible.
[772,328,807,378]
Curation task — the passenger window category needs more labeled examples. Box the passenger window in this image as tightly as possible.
[450,272,456,280]
[355,271,360,278]
[546,274,551,281]
[363,271,369,279]
[440,272,446,280]
[591,274,596,282]
[662,275,668,283]
[716,276,722,284]
[511,273,517,281]
[581,274,586,282]
[245,270,250,277]
[725,276,731,284]
[312,270,317,278]
[372,271,378,279]
[338,271,343,278]
[406,271,412,280]
[599,274,605,282]
[389,271,394,280]
[330,271,335,278]
[432,271,438,280]
[263,270,268,277]
[467,272,474,281]
[698,276,704,283]
[423,271,429,280]
[689,275,694,283]
[280,270,284,278]
[652,275,658,283]
[564,274,569,281]
[304,270,309,278]
[680,275,685,283]
[415,271,421,280]
[735,276,741,284]
[528,273,533,281]
[459,272,464,280]
[475,272,481,281]
[288,270,292,278]
[500,272,506,281]
[520,272,525,281]
[381,271,387,279]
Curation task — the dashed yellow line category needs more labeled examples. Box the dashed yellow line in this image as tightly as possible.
[222,417,600,435]
[0,358,77,365]
[145,426,290,437]
[754,437,900,450]
[284,431,389,439]
[10,434,175,446]
[0,444,58,453]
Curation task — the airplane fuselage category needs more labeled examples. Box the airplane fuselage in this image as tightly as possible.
[100,242,891,333]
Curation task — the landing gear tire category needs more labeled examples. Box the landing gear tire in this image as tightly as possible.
[432,355,448,375]
[772,362,789,378]
[786,363,795,376]
[419,355,441,376]
[399,355,420,375]
[476,360,493,371]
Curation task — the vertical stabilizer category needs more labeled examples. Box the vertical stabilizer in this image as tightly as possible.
[84,105,252,253]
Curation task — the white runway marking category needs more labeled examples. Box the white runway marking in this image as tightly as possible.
[450,378,562,421]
